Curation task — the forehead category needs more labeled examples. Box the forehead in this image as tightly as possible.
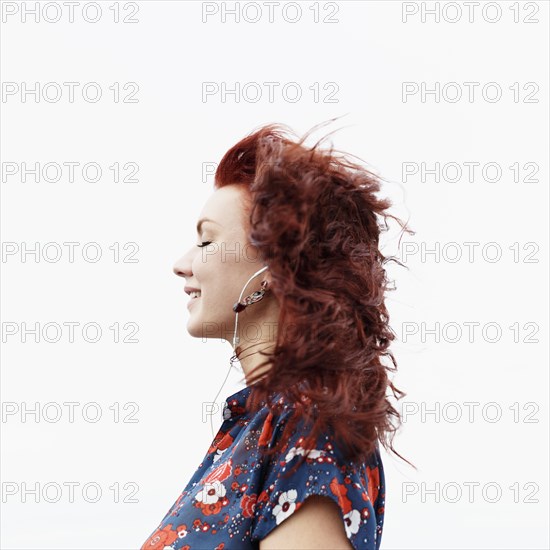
[198,184,250,232]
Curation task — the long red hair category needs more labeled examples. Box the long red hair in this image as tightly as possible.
[215,120,414,473]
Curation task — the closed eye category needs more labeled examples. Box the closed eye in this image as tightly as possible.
[197,241,213,248]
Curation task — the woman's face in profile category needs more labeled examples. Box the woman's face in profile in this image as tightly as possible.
[172,184,267,341]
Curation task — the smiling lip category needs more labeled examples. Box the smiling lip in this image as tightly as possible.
[184,286,201,296]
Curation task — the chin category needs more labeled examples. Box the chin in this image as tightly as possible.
[187,319,204,338]
[186,320,203,339]
[186,300,231,339]
[187,316,223,340]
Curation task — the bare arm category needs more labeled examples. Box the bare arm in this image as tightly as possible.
[259,495,354,550]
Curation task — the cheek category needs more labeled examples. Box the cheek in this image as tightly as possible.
[192,250,211,281]
[192,252,224,297]
[192,243,255,305]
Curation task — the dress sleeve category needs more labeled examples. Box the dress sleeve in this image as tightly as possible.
[249,405,385,550]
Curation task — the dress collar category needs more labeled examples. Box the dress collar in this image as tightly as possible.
[223,385,253,420]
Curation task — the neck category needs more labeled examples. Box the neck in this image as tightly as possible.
[230,293,279,385]
[235,340,275,386]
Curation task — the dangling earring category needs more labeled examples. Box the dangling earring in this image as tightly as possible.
[233,280,269,313]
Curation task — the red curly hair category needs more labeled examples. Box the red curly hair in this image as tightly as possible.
[215,119,413,474]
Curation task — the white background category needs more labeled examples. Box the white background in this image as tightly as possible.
[1,1,548,548]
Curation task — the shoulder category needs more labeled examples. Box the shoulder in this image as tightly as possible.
[250,397,386,550]
[259,494,353,549]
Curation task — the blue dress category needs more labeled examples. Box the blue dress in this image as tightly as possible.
[141,384,385,550]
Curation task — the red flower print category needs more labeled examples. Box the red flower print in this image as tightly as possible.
[208,430,227,454]
[140,524,178,550]
[257,490,269,503]
[227,397,246,417]
[367,466,380,505]
[258,412,274,447]
[217,432,235,451]
[240,493,257,518]
[200,499,223,515]
[329,477,353,515]
[215,543,225,550]
[205,460,232,484]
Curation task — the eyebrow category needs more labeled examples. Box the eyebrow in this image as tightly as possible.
[196,217,220,234]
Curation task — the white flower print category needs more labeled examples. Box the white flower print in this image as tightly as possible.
[222,404,232,420]
[343,509,361,537]
[284,446,325,462]
[284,446,302,462]
[302,448,324,459]
[195,480,226,504]
[273,489,298,525]
[212,448,227,463]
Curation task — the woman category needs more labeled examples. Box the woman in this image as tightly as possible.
[141,121,411,550]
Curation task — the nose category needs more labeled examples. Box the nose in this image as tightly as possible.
[172,246,195,279]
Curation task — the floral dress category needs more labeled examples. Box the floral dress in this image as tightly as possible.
[141,384,385,550]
